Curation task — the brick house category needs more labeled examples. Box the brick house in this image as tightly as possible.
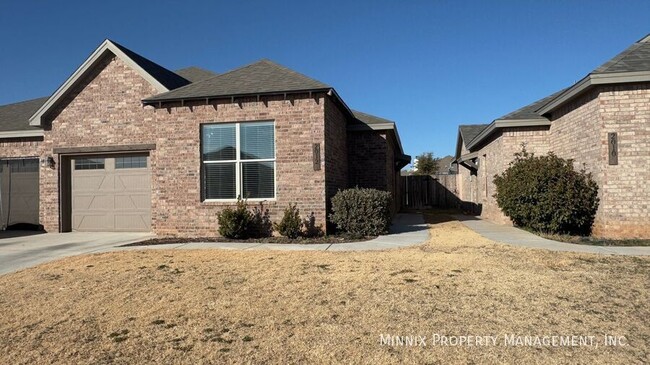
[0,39,409,236]
[454,34,650,238]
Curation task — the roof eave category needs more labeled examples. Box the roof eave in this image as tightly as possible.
[141,87,332,105]
[0,129,44,139]
[466,118,551,151]
[28,39,170,127]
[537,71,650,115]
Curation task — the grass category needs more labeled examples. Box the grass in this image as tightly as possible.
[0,212,648,364]
[536,232,650,247]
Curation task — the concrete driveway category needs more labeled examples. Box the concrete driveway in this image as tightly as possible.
[0,231,153,275]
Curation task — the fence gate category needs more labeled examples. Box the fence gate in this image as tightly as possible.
[401,174,459,209]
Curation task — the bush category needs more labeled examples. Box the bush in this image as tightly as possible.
[250,203,273,238]
[217,198,253,239]
[274,203,303,239]
[329,188,392,237]
[493,148,599,236]
[303,212,323,238]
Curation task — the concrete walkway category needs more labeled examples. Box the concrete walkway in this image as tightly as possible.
[0,231,154,275]
[115,213,431,252]
[455,216,650,256]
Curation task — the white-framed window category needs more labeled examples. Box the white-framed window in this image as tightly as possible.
[201,121,275,201]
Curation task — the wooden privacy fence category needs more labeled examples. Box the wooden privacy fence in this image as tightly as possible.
[401,174,460,209]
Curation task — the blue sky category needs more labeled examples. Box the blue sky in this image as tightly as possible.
[1,1,648,161]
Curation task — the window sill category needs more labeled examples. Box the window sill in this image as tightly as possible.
[202,198,277,204]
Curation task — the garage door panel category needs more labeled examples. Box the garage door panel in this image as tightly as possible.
[73,214,113,231]
[73,194,116,211]
[72,155,151,232]
[117,175,149,189]
[115,214,150,231]
[73,175,110,192]
[114,194,150,210]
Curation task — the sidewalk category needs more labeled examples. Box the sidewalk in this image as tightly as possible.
[455,216,650,256]
[114,213,430,252]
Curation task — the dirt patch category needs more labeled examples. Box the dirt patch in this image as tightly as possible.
[0,217,648,364]
[124,234,375,247]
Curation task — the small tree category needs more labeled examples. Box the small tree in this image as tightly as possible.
[414,152,439,175]
[274,203,303,239]
[493,147,599,236]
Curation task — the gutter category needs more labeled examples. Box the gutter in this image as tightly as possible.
[141,88,333,105]
[536,71,650,115]
[465,118,551,151]
[0,130,44,139]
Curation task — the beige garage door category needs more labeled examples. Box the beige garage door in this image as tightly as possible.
[72,154,151,232]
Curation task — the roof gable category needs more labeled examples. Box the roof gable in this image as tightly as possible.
[455,124,487,158]
[144,59,331,102]
[29,39,189,126]
[459,124,487,145]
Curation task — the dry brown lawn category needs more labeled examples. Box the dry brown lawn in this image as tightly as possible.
[1,213,649,364]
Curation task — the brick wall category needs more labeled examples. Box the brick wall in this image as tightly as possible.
[323,97,348,206]
[347,131,388,190]
[455,143,475,208]
[40,54,330,236]
[0,138,42,158]
[384,132,399,214]
[550,83,650,238]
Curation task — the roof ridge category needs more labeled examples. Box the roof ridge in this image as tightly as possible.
[156,60,275,95]
[254,59,330,88]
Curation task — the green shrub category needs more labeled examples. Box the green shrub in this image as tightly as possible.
[493,148,599,236]
[303,212,324,238]
[274,203,303,239]
[217,198,253,239]
[250,203,273,238]
[329,188,392,237]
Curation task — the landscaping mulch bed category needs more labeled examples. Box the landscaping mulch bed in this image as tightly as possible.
[123,234,375,247]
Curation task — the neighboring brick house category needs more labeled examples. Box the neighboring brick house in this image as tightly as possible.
[0,39,409,236]
[454,34,650,238]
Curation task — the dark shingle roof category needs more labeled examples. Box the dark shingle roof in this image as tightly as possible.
[144,59,331,102]
[496,88,568,121]
[593,34,650,74]
[111,40,190,90]
[437,155,457,173]
[351,110,394,126]
[0,97,48,132]
[174,67,218,83]
[459,124,488,145]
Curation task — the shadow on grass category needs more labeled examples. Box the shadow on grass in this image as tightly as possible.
[402,208,478,225]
